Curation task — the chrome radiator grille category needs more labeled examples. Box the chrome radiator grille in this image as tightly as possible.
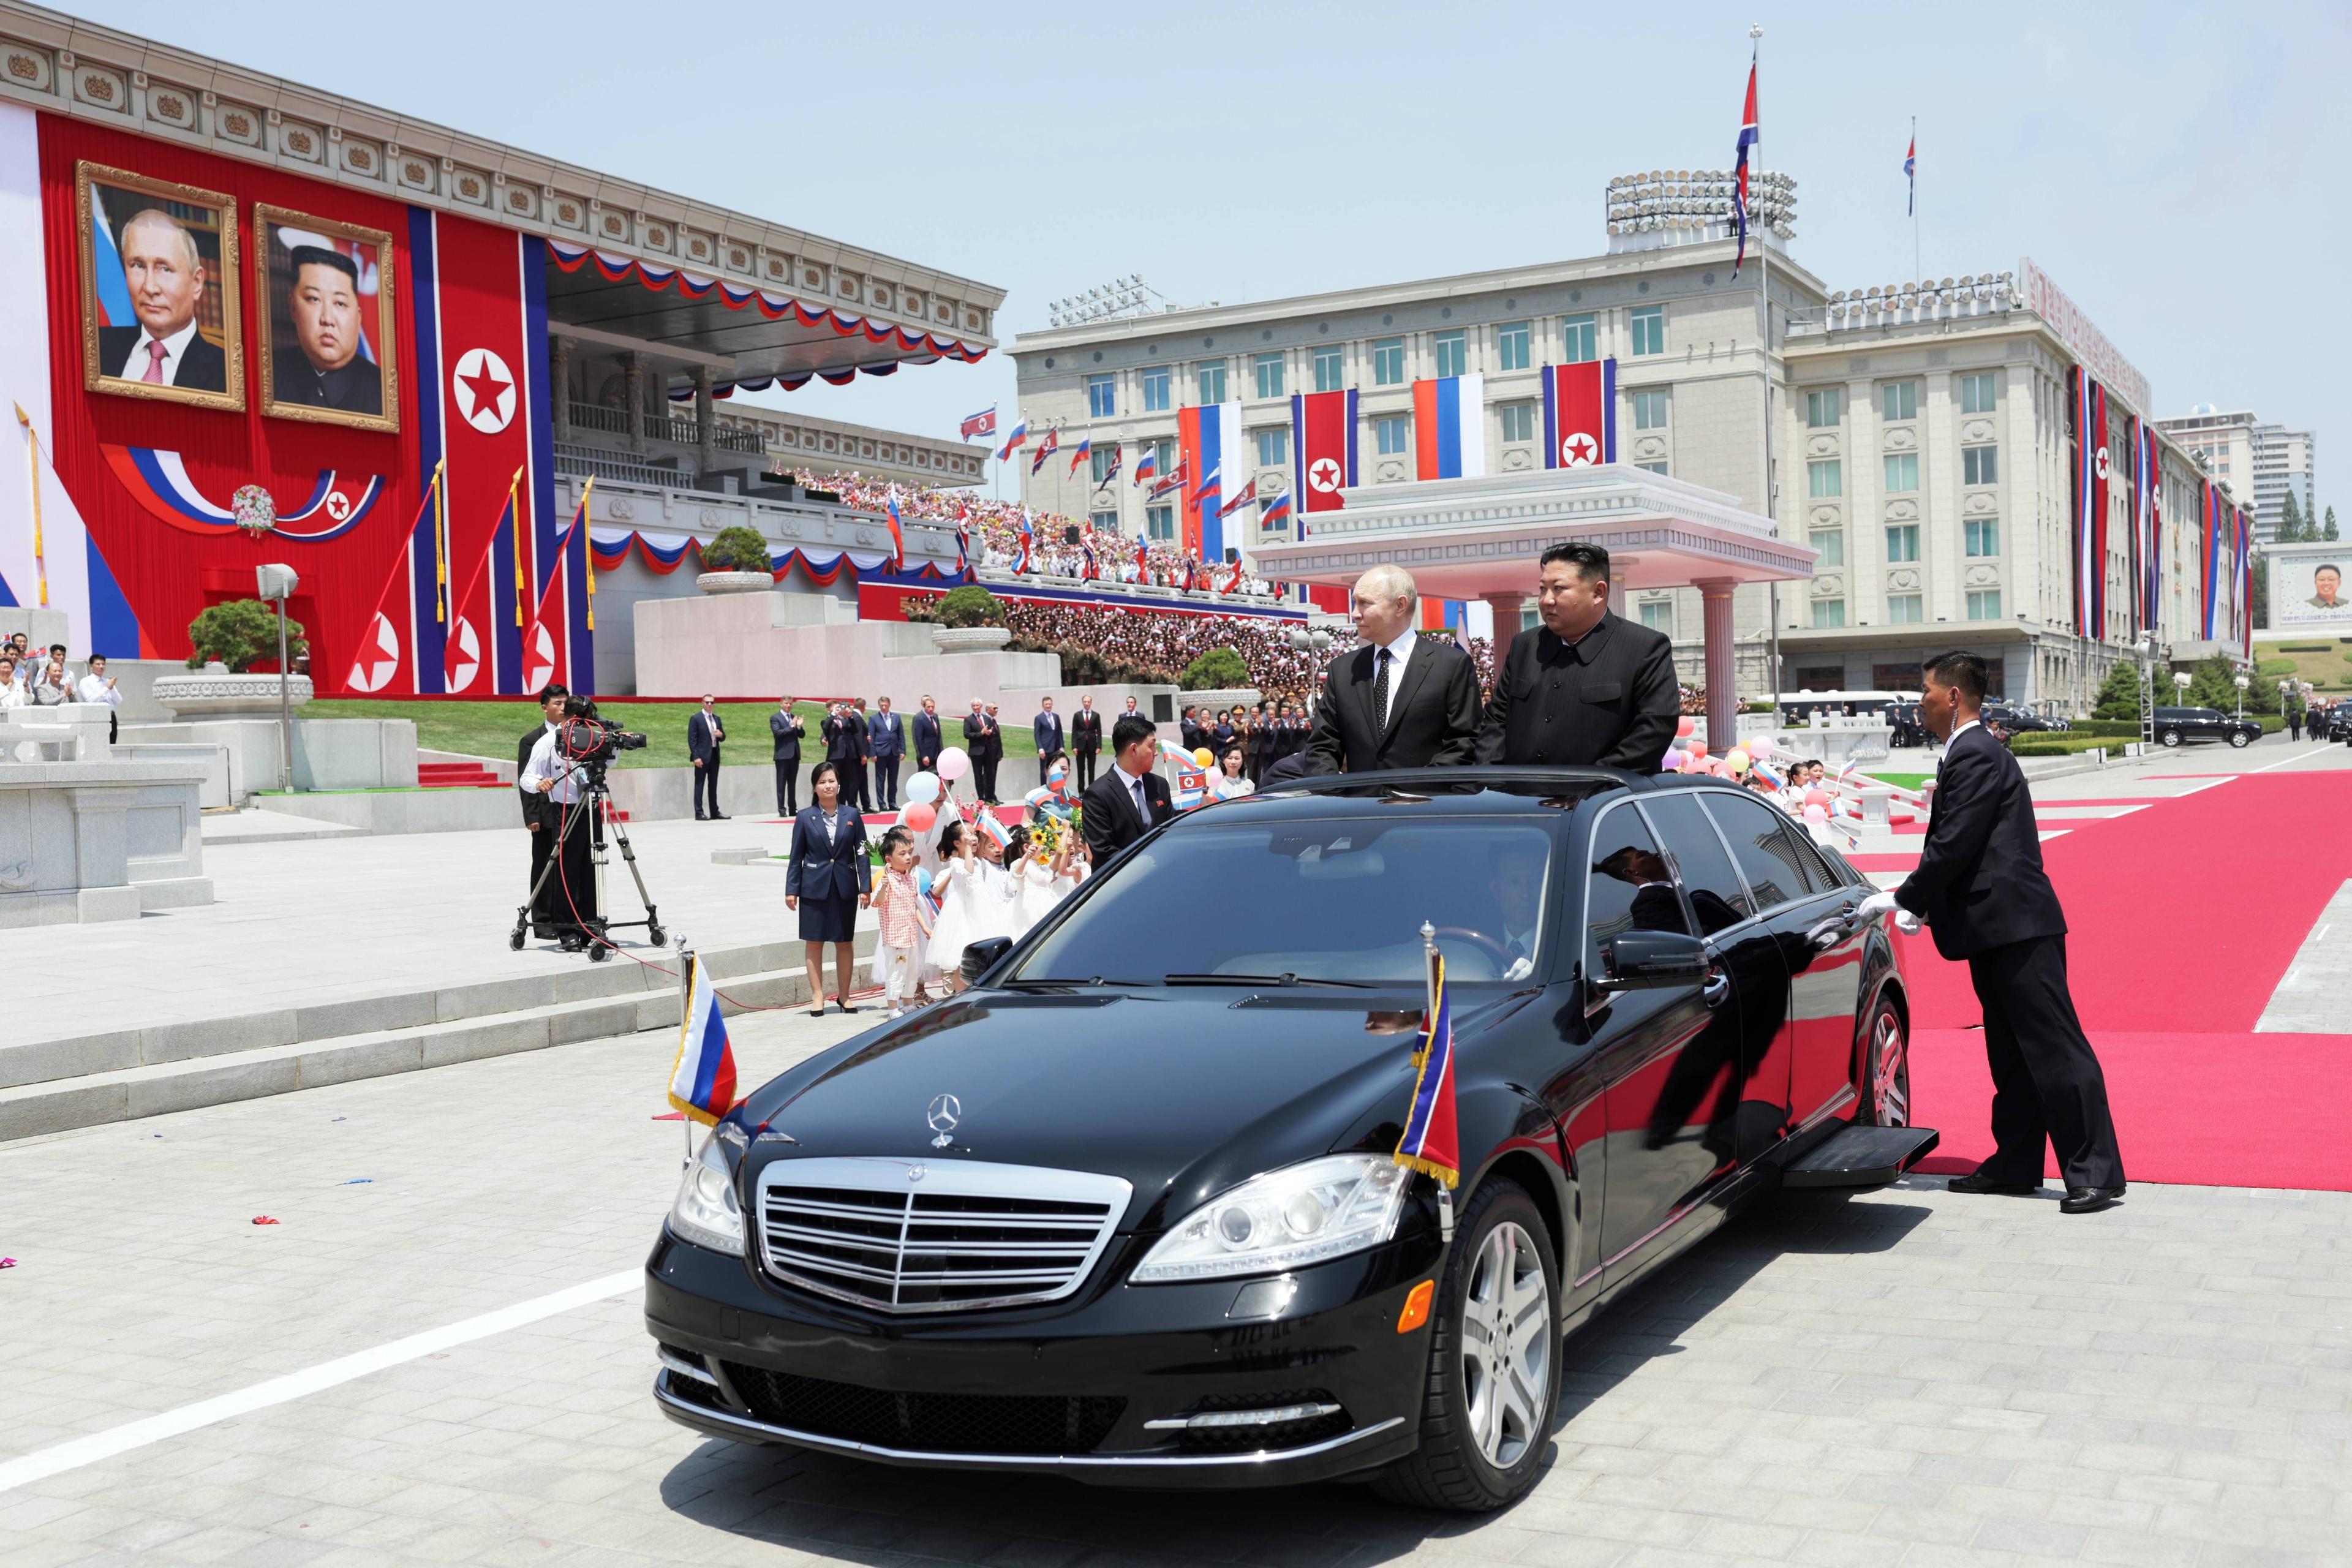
[756,1156,1131,1314]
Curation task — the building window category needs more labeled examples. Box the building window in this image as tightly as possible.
[1809,527,1844,567]
[1196,362,1227,405]
[1885,524,1920,563]
[1371,337,1405,385]
[1636,461,1669,476]
[1959,371,1997,413]
[1629,305,1665,356]
[1632,388,1669,429]
[1962,445,1999,485]
[1433,329,1468,379]
[1090,509,1118,535]
[1090,447,1117,484]
[1806,388,1842,428]
[1560,313,1597,364]
[1313,344,1344,392]
[1888,594,1923,624]
[1087,374,1115,419]
[1141,366,1171,412]
[1967,589,2002,620]
[1881,380,1919,421]
[1253,352,1284,401]
[1150,436,1176,473]
[1807,458,1842,497]
[1254,427,1287,467]
[1965,517,2000,557]
[1497,321,1531,372]
[1883,452,1920,492]
[1374,413,1411,455]
[1811,598,1846,629]
[1499,402,1535,443]
[1639,600,1673,633]
[1146,504,1175,541]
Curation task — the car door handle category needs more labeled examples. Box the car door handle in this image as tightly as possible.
[1702,970,1732,1008]
[1806,906,1863,951]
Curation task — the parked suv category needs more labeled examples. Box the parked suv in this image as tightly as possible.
[1983,703,2069,734]
[2151,706,2260,748]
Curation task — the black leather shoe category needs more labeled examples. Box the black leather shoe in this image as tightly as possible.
[695,813,708,821]
[1948,1172,2041,1196]
[711,812,729,821]
[2059,1185,2125,1215]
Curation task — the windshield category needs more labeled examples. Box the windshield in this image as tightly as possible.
[1016,817,1556,985]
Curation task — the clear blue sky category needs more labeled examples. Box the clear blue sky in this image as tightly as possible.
[67,0,2350,514]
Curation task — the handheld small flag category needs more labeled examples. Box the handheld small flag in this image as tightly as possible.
[666,949,739,1126]
[1732,53,1759,277]
[1393,924,1460,1188]
[912,868,940,937]
[955,505,972,578]
[884,486,907,571]
[1016,510,1035,573]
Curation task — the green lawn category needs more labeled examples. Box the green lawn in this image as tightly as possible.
[1860,770,1933,790]
[304,698,1036,769]
[2252,637,2352,693]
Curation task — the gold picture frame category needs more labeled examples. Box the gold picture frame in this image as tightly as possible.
[75,161,244,411]
[254,203,399,433]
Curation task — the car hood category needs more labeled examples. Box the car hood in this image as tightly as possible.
[735,987,1457,1232]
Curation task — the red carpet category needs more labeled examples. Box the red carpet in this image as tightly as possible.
[1892,772,2352,1191]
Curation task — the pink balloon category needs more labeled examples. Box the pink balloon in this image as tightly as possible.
[1687,742,1709,760]
[936,746,971,782]
[1675,717,1697,738]
[1803,788,1829,809]
[1747,735,1775,757]
[902,802,936,832]
[1802,804,1829,824]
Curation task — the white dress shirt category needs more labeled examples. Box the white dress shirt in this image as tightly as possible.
[520,729,586,805]
[78,674,121,709]
[1114,762,1151,821]
[1949,717,1983,747]
[116,320,199,383]
[1371,626,1419,728]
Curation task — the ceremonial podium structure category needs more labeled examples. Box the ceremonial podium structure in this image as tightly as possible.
[1250,464,1817,748]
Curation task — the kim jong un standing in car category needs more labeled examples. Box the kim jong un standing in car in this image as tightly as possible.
[1477,541,1679,773]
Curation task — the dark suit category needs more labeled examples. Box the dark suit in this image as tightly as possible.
[1033,711,1065,769]
[785,805,871,943]
[687,710,725,818]
[913,709,944,772]
[98,326,227,393]
[270,348,383,414]
[1304,636,1482,775]
[1476,613,1679,773]
[821,712,866,813]
[1896,721,2122,1191]
[1082,765,1173,862]
[1071,707,1102,788]
[519,722,556,935]
[867,710,906,810]
[963,712,1002,802]
[769,710,804,815]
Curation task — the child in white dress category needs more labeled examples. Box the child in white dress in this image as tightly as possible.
[926,820,1019,991]
[1009,825,1082,937]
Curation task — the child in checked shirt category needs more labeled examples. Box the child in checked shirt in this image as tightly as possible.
[871,828,926,1016]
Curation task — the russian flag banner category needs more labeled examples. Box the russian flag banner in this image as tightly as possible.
[1411,374,1485,481]
[1542,361,1618,470]
[1177,402,1243,562]
[1291,389,1359,518]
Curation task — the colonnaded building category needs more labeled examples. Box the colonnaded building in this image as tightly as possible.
[1014,168,2253,710]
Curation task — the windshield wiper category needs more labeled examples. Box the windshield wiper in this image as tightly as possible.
[1161,973,1380,989]
[1000,977,1150,989]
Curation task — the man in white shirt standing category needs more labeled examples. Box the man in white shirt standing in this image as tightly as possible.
[97,209,228,393]
[77,655,121,744]
[521,696,601,952]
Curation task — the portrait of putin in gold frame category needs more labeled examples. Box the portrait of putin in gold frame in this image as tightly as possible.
[74,161,245,412]
[254,203,399,433]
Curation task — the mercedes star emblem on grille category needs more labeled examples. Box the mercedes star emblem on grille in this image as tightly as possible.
[926,1093,962,1148]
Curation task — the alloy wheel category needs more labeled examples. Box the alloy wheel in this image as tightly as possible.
[1869,1007,1910,1126]
[1460,1219,1550,1470]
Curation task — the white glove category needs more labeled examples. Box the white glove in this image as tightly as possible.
[1893,908,1924,935]
[1856,889,1900,919]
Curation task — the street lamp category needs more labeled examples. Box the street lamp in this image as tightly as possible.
[256,564,298,790]
[2234,673,2250,722]
[2173,671,2192,707]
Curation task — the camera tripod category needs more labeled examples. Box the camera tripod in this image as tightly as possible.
[508,769,666,960]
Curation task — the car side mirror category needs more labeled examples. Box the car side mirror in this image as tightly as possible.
[1596,930,1709,993]
[960,936,1015,986]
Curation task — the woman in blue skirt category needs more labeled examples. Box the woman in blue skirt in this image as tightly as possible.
[785,761,870,1015]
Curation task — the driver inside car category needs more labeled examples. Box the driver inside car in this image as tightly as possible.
[1486,849,1545,981]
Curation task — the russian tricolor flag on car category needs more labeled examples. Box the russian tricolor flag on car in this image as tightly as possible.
[1412,374,1485,481]
[666,951,739,1126]
[1542,361,1618,470]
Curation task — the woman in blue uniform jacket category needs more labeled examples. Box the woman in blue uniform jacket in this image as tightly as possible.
[785,761,871,1016]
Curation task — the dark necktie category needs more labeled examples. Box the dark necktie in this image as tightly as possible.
[1373,649,1392,731]
[1131,777,1148,821]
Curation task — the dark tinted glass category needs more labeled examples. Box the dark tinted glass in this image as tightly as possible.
[1782,824,1851,891]
[1701,793,1811,913]
[1584,804,1688,973]
[1640,792,1751,933]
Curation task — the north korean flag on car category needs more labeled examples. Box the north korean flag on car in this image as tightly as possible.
[1291,390,1358,517]
[1393,947,1460,1189]
[1542,361,1618,470]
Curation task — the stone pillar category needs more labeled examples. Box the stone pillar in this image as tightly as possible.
[551,336,571,441]
[622,353,644,454]
[1698,578,1738,750]
[1484,592,1524,641]
[695,365,717,481]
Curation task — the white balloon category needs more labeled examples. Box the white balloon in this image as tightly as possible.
[905,771,941,804]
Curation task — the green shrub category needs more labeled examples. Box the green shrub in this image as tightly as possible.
[934,586,1007,628]
[2277,643,2331,652]
[701,525,773,573]
[186,599,305,672]
[2073,720,2143,737]
[2089,661,2143,720]
[1180,647,1251,690]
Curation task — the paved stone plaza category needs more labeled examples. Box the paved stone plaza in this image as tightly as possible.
[2,735,2348,1567]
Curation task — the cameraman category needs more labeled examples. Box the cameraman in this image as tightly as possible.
[519,683,567,940]
[521,696,602,952]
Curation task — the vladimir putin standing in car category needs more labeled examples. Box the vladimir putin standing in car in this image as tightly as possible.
[1303,565,1482,775]
[1477,541,1679,774]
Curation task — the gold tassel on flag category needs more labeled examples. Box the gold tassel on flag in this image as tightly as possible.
[578,477,597,630]
[508,466,527,628]
[13,404,49,608]
[431,458,449,623]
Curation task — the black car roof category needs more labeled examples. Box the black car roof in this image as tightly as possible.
[1208,766,1755,822]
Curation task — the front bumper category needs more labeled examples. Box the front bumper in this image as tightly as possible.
[644,1221,1441,1488]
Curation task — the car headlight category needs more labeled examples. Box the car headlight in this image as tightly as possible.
[1131,1155,1411,1283]
[668,1131,744,1256]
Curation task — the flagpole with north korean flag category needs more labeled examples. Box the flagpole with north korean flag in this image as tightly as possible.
[1738,24,1783,712]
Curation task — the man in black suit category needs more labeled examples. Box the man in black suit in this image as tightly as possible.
[1033,697,1065,775]
[1082,715,1173,862]
[1179,704,1203,755]
[769,696,805,816]
[1303,565,1482,775]
[270,247,382,414]
[867,696,905,811]
[963,701,1003,802]
[1476,541,1679,773]
[1070,695,1102,789]
[687,695,726,820]
[1864,649,2125,1215]
[821,703,862,812]
[912,695,944,774]
[97,209,228,393]
[520,683,567,938]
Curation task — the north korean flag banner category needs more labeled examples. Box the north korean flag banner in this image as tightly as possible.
[2200,480,2220,641]
[2070,368,2108,638]
[1542,361,1618,470]
[2237,504,2252,658]
[1412,374,1485,481]
[2141,424,2163,635]
[1291,389,1359,519]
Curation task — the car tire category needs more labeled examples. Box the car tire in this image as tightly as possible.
[1372,1178,1560,1513]
[2159,730,2182,748]
[2229,731,2251,748]
[1855,992,1910,1128]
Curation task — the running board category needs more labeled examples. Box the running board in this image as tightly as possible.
[1781,1124,1941,1188]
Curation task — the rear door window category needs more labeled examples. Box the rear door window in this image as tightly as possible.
[1638,792,1751,934]
[1583,804,1691,977]
[1697,792,1814,914]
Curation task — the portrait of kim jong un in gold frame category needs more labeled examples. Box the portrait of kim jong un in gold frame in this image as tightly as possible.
[74,162,244,412]
[254,205,398,432]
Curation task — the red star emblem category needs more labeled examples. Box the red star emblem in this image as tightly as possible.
[459,360,510,418]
